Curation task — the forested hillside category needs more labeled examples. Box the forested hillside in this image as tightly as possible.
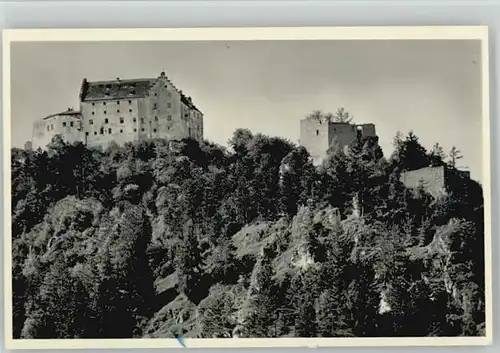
[11,129,485,339]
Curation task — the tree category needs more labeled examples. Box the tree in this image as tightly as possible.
[289,270,318,337]
[92,204,156,338]
[390,131,430,172]
[12,249,28,338]
[278,147,315,217]
[315,230,352,337]
[92,249,126,338]
[343,264,380,337]
[176,220,206,301]
[21,257,94,338]
[306,108,353,123]
[333,107,353,123]
[429,143,447,167]
[197,286,238,338]
[316,288,344,336]
[203,241,240,284]
[306,109,323,122]
[383,256,434,336]
[392,131,404,149]
[242,255,278,337]
[228,128,254,154]
[448,146,463,168]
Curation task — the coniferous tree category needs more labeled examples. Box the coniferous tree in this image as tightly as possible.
[390,131,430,172]
[288,270,318,337]
[176,219,208,303]
[448,146,464,169]
[429,143,447,167]
[344,264,380,337]
[242,253,278,337]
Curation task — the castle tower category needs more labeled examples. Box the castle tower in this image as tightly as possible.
[31,109,83,150]
[299,116,376,165]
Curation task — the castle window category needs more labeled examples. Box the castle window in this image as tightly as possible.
[105,118,109,124]
[120,129,123,133]
[134,128,137,132]
[167,102,172,108]
[185,114,188,118]
[117,101,120,105]
[103,102,106,106]
[62,122,67,127]
[86,132,89,136]
[128,100,132,104]
[89,119,93,125]
[104,110,107,114]
[51,124,54,130]
[167,115,172,121]
[141,118,144,124]
[92,112,95,115]
[94,131,97,135]
[129,109,132,112]
[153,129,157,133]
[155,116,158,121]
[92,103,95,106]
[47,126,50,132]
[100,128,104,135]
[133,118,137,122]
[117,109,120,113]
[153,103,157,109]
[316,129,319,136]
[108,128,112,134]
[120,117,124,124]
[154,93,157,96]
[70,122,74,127]
[141,128,145,132]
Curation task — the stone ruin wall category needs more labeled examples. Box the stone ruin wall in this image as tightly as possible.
[400,166,447,198]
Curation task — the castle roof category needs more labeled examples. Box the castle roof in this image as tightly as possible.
[43,108,81,120]
[79,72,201,113]
[80,78,156,102]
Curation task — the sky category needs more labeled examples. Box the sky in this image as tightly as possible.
[10,40,484,182]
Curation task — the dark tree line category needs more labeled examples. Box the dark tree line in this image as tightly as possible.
[11,125,485,339]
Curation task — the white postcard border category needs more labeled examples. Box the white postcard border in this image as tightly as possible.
[2,26,492,349]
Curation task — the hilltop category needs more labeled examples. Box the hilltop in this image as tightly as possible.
[11,129,485,338]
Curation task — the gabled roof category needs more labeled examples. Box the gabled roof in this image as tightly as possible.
[43,108,82,120]
[78,73,202,113]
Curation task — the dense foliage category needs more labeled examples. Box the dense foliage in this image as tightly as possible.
[11,127,485,339]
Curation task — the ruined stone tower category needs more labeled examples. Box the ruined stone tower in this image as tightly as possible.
[299,115,377,165]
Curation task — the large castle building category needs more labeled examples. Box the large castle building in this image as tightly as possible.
[299,115,377,165]
[31,72,203,150]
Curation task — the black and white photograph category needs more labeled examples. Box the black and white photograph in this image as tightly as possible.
[3,27,492,349]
